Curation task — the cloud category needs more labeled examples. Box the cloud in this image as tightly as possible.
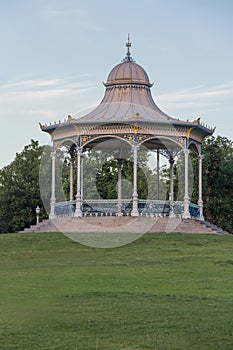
[157,81,233,102]
[0,76,98,120]
[2,77,232,122]
[155,81,233,115]
[3,79,61,89]
[0,75,96,94]
[1,76,95,91]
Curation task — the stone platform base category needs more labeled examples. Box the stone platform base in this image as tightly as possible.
[20,216,229,235]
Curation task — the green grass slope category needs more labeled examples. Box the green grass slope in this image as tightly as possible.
[1,232,233,350]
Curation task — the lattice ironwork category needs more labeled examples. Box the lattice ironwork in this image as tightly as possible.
[54,199,200,218]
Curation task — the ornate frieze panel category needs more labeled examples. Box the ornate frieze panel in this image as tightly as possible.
[50,122,204,154]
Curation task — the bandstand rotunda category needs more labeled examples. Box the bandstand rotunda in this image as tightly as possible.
[40,38,214,222]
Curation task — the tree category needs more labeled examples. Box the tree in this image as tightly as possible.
[201,136,233,232]
[57,146,169,202]
[166,135,233,233]
[0,140,48,233]
[65,148,161,201]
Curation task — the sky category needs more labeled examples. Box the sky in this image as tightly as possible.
[0,0,233,168]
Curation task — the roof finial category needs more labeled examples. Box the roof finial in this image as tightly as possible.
[125,33,132,60]
[121,34,135,62]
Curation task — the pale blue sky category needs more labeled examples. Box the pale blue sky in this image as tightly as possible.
[0,0,233,167]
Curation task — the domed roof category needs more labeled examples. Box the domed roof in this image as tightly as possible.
[104,39,152,87]
[105,61,151,87]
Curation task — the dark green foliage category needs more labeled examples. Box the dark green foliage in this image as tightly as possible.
[96,158,149,199]
[39,145,71,206]
[71,149,157,200]
[176,135,233,232]
[0,140,48,233]
[169,152,194,202]
[165,135,233,233]
[202,136,233,232]
[96,158,118,199]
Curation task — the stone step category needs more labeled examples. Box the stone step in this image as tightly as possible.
[56,217,154,234]
[81,216,134,227]
[202,221,229,235]
[19,219,59,233]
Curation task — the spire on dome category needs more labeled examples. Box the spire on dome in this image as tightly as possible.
[122,34,135,62]
[126,34,131,59]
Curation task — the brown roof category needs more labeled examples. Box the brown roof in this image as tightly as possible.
[105,60,152,87]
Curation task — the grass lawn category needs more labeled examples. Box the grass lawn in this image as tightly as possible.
[1,232,233,349]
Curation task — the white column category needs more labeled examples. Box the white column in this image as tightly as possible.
[169,157,175,218]
[131,145,139,216]
[182,148,191,219]
[157,149,160,200]
[198,154,204,221]
[49,151,56,219]
[117,159,123,212]
[169,157,174,202]
[75,147,82,217]
[69,159,74,201]
[81,155,84,201]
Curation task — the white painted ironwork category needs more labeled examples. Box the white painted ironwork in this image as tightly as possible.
[183,148,191,219]
[131,144,139,216]
[75,147,83,217]
[49,151,56,219]
[198,154,204,221]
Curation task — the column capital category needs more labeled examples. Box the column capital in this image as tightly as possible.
[184,148,190,155]
[116,158,125,166]
[198,154,204,160]
[169,158,174,165]
[132,144,139,152]
[51,151,56,158]
[77,146,83,154]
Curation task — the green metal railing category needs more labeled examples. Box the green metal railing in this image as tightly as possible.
[54,199,200,218]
